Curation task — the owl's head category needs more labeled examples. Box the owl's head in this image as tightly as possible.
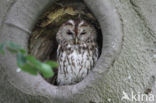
[56,19,97,45]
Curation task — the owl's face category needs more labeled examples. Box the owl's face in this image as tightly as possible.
[56,19,97,45]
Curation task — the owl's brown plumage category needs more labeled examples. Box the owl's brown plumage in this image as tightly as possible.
[56,19,98,85]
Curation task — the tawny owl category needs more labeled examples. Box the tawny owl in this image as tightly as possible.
[56,19,98,85]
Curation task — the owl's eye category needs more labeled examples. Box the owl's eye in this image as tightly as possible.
[66,31,73,35]
[80,31,87,35]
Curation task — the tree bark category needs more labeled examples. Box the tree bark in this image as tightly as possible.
[0,0,156,103]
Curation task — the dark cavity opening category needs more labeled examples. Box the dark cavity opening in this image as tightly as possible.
[29,0,103,85]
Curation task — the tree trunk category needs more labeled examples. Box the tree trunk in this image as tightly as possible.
[0,0,156,103]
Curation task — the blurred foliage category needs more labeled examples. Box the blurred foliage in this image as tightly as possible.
[0,41,58,78]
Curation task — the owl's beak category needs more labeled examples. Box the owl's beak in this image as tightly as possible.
[75,38,78,44]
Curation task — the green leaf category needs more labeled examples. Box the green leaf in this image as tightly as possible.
[0,50,5,55]
[19,49,27,55]
[20,63,38,75]
[17,53,26,67]
[39,63,54,78]
[0,43,4,50]
[26,56,54,78]
[18,55,39,75]
[6,41,22,53]
[45,61,59,68]
[0,41,54,78]
[7,41,21,50]
[26,55,41,68]
[0,43,5,55]
[7,47,18,53]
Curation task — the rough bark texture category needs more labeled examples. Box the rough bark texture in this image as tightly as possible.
[0,0,156,103]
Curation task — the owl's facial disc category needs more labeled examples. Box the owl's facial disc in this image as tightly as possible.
[56,19,96,45]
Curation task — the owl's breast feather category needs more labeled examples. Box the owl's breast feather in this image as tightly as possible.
[57,44,98,85]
